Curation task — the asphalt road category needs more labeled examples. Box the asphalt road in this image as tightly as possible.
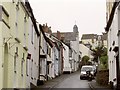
[53,71,91,89]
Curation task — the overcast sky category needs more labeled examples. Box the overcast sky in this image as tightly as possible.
[29,0,106,39]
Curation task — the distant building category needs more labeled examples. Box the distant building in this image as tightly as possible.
[81,34,97,49]
[81,33,107,49]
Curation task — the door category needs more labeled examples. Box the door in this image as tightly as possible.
[3,43,8,88]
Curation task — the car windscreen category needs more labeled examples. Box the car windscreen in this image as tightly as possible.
[81,67,93,71]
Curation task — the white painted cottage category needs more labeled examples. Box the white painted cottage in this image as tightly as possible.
[62,43,72,73]
[105,1,120,88]
[79,43,93,61]
[25,1,40,88]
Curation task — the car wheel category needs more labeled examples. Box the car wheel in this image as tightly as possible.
[80,77,83,80]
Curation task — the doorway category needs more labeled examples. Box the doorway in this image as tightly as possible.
[3,43,8,88]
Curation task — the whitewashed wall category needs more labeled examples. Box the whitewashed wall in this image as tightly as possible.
[108,6,119,86]
[27,20,40,87]
[39,29,47,82]
[54,47,59,76]
[63,43,71,73]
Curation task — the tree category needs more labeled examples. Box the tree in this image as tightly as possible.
[82,55,90,65]
[79,55,90,69]
[92,46,107,63]
[100,56,108,69]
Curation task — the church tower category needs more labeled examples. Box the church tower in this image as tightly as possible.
[73,24,78,36]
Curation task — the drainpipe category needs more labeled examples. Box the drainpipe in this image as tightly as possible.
[117,30,120,89]
[38,33,41,79]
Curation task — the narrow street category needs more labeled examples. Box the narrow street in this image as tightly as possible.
[53,71,90,88]
[39,71,91,89]
[0,1,110,89]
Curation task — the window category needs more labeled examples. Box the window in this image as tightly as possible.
[24,16,27,46]
[21,60,24,76]
[14,47,18,73]
[14,55,17,73]
[34,32,36,49]
[47,46,51,57]
[47,46,48,54]
[69,49,72,57]
[49,48,51,57]
[112,41,115,46]
[16,47,18,54]
[31,59,33,79]
[15,7,19,37]
[47,64,49,75]
[21,53,24,76]
[2,6,10,28]
[31,25,34,44]
[26,59,28,76]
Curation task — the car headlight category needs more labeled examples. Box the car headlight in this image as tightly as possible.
[80,71,86,75]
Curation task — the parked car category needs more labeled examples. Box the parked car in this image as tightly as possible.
[80,65,95,80]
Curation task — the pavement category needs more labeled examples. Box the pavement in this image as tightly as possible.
[88,80,113,90]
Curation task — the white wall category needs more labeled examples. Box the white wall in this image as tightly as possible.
[70,40,79,71]
[79,44,89,57]
[79,43,92,59]
[54,47,59,76]
[27,20,40,87]
[63,43,71,72]
[39,31,47,81]
[108,6,119,85]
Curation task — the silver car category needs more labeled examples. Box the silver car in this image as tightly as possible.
[80,65,95,80]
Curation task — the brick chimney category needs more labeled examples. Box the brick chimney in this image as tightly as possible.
[42,23,49,33]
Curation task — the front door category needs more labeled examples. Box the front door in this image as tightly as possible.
[3,44,8,88]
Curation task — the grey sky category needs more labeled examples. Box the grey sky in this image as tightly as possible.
[29,0,106,39]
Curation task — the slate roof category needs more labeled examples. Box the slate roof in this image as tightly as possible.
[81,34,97,40]
[53,32,76,41]
[39,24,53,48]
[81,33,107,41]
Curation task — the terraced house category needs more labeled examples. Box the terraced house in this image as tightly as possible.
[38,24,63,84]
[25,1,40,88]
[0,0,81,89]
[105,0,120,89]
[0,0,40,89]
